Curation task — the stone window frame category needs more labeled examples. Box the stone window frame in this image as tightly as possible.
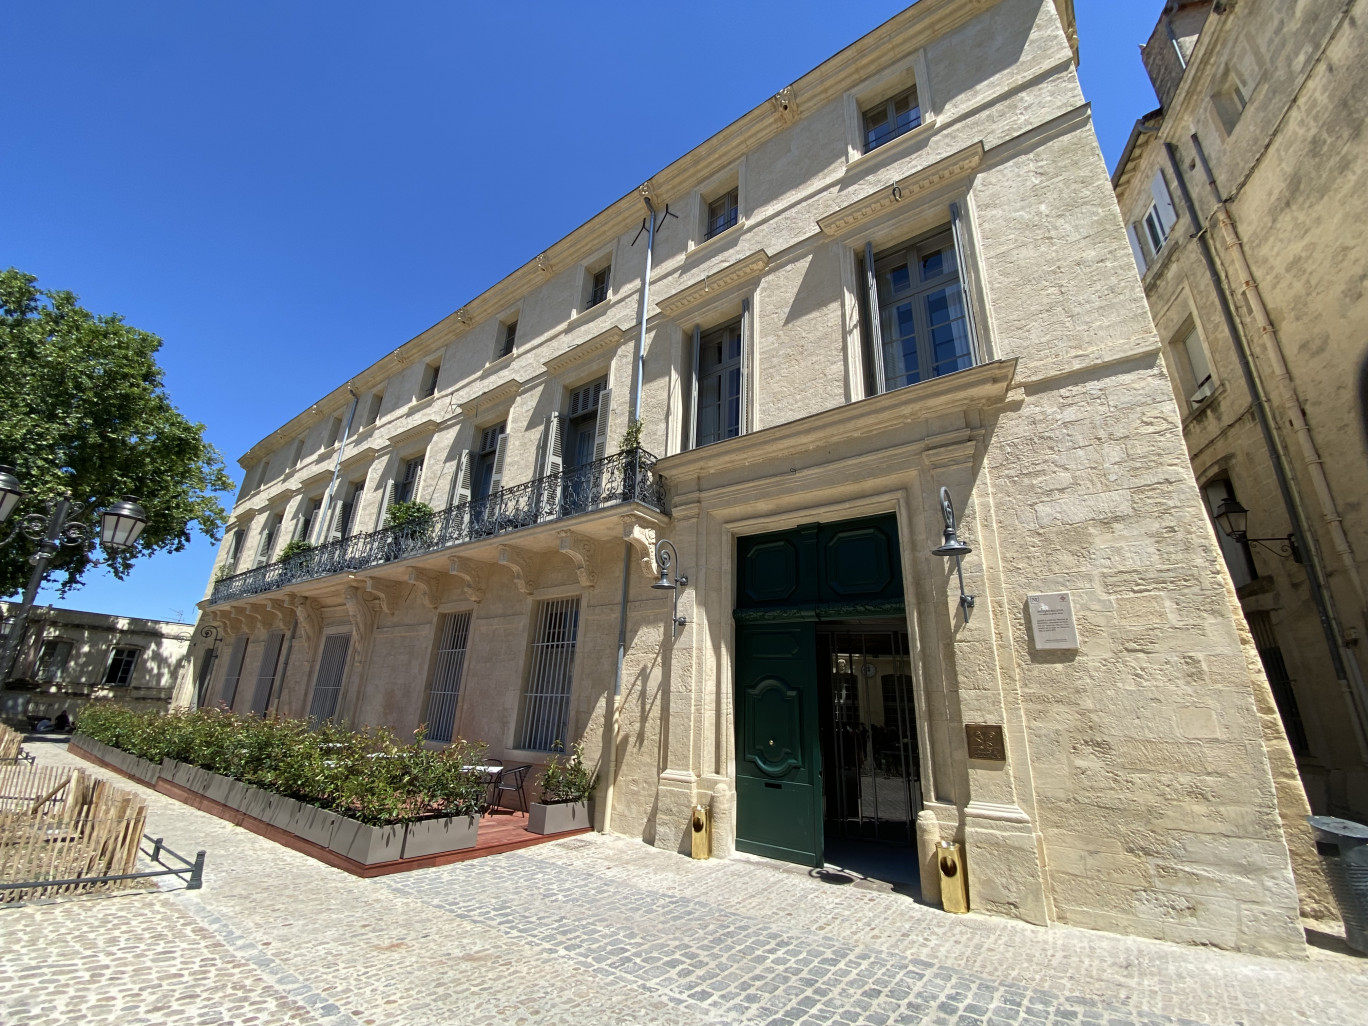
[685,160,747,258]
[842,49,936,168]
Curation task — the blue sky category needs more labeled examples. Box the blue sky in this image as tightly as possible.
[3,1,1160,624]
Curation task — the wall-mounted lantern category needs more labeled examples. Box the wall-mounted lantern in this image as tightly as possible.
[1213,497,1302,562]
[651,538,689,640]
[931,486,976,622]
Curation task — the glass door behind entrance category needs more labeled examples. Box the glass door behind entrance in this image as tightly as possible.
[819,625,920,845]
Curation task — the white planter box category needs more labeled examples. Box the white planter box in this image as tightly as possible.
[527,801,591,835]
[329,818,406,865]
[401,814,480,859]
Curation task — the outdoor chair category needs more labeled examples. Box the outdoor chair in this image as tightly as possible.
[481,759,503,808]
[487,763,531,815]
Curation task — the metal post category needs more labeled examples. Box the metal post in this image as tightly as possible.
[151,837,164,863]
[0,498,70,682]
[188,850,206,889]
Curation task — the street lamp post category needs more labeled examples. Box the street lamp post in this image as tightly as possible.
[0,465,149,683]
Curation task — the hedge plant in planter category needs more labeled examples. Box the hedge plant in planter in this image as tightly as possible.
[528,740,599,835]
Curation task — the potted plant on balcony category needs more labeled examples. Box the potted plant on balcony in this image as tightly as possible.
[278,538,314,562]
[527,739,598,835]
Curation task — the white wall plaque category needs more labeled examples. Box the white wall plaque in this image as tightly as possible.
[1027,592,1079,650]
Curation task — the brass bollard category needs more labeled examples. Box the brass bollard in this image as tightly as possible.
[937,840,969,914]
[690,803,711,859]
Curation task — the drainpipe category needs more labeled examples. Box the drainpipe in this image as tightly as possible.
[1165,139,1368,753]
[312,385,359,546]
[601,187,660,835]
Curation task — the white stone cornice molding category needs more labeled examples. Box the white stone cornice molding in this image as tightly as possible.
[556,531,598,589]
[361,576,407,616]
[238,603,269,634]
[817,142,986,238]
[408,567,445,610]
[447,556,487,603]
[543,326,627,379]
[770,85,799,124]
[458,379,522,420]
[497,545,538,595]
[622,515,660,579]
[656,251,770,320]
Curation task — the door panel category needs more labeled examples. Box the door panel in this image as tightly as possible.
[734,622,822,867]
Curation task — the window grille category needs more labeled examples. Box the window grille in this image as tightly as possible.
[249,632,285,716]
[706,188,739,240]
[517,598,581,751]
[425,611,472,743]
[1246,611,1310,754]
[104,647,141,687]
[218,635,248,707]
[567,378,606,418]
[307,633,352,721]
[863,87,921,152]
[589,266,610,307]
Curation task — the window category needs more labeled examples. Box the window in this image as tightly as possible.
[218,635,248,707]
[1245,610,1310,755]
[496,319,518,359]
[104,646,140,687]
[226,528,246,569]
[307,633,352,721]
[588,265,610,308]
[361,390,384,428]
[1128,170,1179,271]
[870,228,972,391]
[395,456,425,505]
[420,361,441,400]
[249,632,285,716]
[329,480,365,540]
[296,498,322,545]
[1212,67,1248,135]
[862,86,921,152]
[1204,478,1257,589]
[562,378,610,513]
[695,319,743,448]
[475,423,507,502]
[327,415,344,449]
[255,460,270,492]
[517,597,581,751]
[705,188,739,240]
[286,438,304,471]
[1176,326,1214,406]
[426,611,472,743]
[253,513,282,567]
[37,640,73,683]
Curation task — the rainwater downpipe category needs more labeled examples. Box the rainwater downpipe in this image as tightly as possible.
[1165,139,1368,752]
[312,386,359,546]
[602,191,659,834]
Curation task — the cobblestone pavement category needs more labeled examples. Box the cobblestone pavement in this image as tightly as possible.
[2,742,1365,1026]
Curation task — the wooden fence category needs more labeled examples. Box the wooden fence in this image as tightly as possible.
[0,763,148,902]
[0,723,23,762]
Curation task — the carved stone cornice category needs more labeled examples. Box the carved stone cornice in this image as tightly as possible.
[497,545,537,595]
[362,576,407,616]
[622,515,661,579]
[770,86,799,125]
[265,598,295,631]
[385,417,443,452]
[817,142,986,237]
[556,531,598,589]
[544,326,627,379]
[284,593,321,652]
[343,583,376,638]
[408,567,445,610]
[656,250,770,319]
[459,379,522,419]
[340,444,381,471]
[447,556,487,603]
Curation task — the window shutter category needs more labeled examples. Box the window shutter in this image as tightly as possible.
[541,414,564,478]
[489,432,509,493]
[1150,170,1178,237]
[377,481,396,530]
[592,386,613,462]
[949,203,981,366]
[739,299,750,436]
[864,242,887,395]
[219,635,249,709]
[326,503,344,542]
[1126,224,1149,274]
[1183,328,1214,401]
[689,325,702,450]
[452,449,473,505]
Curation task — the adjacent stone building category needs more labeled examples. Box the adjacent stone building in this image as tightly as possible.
[189,0,1329,954]
[0,602,192,724]
[1113,0,1368,821]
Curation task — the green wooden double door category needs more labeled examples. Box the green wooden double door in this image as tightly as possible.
[733,514,909,867]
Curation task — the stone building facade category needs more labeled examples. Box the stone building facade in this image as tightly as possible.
[189,0,1327,954]
[1113,0,1368,821]
[1,602,192,724]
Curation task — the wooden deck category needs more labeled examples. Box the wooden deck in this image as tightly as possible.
[70,743,587,878]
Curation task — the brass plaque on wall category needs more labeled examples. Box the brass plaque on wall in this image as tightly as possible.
[965,723,1006,761]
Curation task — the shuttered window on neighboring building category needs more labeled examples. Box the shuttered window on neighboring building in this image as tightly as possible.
[425,611,473,743]
[249,631,285,716]
[307,633,351,721]
[517,598,581,752]
[218,635,249,708]
[1245,610,1310,755]
[38,639,73,682]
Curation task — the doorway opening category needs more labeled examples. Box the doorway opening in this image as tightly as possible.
[817,621,922,888]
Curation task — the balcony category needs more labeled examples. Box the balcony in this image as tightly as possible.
[210,448,668,605]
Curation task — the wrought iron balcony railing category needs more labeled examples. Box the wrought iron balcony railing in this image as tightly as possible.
[210,447,667,606]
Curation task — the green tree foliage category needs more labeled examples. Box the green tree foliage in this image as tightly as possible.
[0,268,233,596]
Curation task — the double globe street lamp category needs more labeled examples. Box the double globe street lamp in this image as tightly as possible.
[0,465,149,682]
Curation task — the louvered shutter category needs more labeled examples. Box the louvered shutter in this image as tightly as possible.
[739,299,750,436]
[592,387,613,462]
[949,202,981,365]
[377,481,396,529]
[864,242,887,396]
[689,325,701,450]
[452,449,473,505]
[219,635,249,709]
[489,432,509,493]
[1151,170,1178,237]
[1126,224,1148,274]
[540,414,564,477]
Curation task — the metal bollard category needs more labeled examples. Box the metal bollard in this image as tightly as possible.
[188,851,206,890]
[937,840,969,914]
[690,804,711,860]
